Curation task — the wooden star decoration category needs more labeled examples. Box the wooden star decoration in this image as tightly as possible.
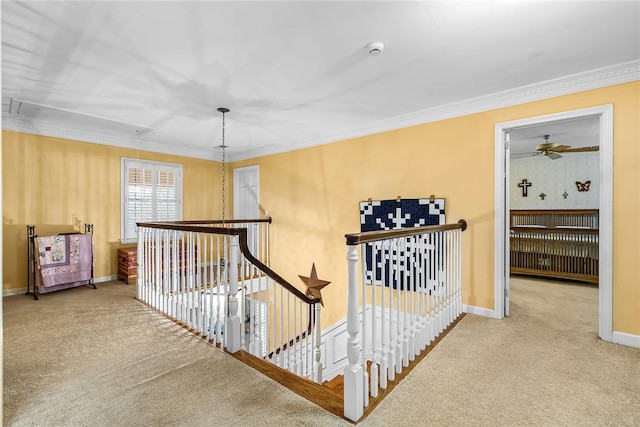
[298,263,331,306]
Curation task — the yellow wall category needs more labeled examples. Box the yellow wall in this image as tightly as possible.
[3,82,638,337]
[232,81,640,336]
[2,131,222,292]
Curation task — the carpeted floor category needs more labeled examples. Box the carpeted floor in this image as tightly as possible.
[3,277,640,426]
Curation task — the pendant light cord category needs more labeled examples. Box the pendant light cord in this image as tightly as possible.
[217,107,230,226]
[221,110,226,226]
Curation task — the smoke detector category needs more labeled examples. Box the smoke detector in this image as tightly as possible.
[365,41,385,56]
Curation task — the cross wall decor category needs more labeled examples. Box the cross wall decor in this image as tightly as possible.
[517,179,532,197]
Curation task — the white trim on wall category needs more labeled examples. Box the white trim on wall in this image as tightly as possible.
[463,304,500,319]
[494,105,614,343]
[3,275,120,297]
[611,331,640,349]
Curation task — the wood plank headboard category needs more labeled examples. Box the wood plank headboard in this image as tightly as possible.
[510,209,599,229]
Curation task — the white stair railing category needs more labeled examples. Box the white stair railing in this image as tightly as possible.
[343,219,467,422]
[135,219,323,382]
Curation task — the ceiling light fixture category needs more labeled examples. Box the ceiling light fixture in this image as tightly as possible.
[365,41,385,56]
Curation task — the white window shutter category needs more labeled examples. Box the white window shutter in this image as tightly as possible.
[121,158,183,243]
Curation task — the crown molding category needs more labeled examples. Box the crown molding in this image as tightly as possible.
[2,117,219,161]
[3,60,638,163]
[229,59,640,162]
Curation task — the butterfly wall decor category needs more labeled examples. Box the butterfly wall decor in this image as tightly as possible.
[576,181,591,192]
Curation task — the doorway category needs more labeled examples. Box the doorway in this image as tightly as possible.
[233,165,260,255]
[494,105,613,342]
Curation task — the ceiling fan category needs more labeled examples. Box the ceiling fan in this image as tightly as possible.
[516,134,599,160]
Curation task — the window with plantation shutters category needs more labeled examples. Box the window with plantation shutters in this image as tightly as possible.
[121,158,182,243]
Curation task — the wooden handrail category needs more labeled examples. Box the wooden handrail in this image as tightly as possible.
[151,218,273,225]
[136,220,316,305]
[345,219,467,246]
[236,229,315,304]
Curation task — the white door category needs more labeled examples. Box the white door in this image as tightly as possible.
[233,165,260,255]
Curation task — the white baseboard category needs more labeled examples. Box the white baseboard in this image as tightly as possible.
[3,275,121,297]
[611,331,640,349]
[3,288,27,297]
[93,275,119,284]
[463,304,500,319]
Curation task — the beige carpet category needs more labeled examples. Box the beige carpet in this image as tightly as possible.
[3,277,640,426]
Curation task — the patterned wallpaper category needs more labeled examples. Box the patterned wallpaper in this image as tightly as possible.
[510,152,599,209]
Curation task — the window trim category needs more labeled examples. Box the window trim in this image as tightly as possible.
[120,157,183,244]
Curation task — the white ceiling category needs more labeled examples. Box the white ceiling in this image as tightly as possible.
[2,1,639,161]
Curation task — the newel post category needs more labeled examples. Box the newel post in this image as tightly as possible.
[344,244,364,422]
[226,235,242,352]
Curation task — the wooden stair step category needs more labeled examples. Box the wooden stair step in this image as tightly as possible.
[322,374,344,394]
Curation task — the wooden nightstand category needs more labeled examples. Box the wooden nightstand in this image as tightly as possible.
[117,247,138,284]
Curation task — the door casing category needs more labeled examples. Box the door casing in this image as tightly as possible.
[494,104,613,342]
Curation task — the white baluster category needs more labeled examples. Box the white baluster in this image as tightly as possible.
[226,235,241,352]
[247,273,255,355]
[136,227,143,300]
[141,228,146,303]
[407,236,416,362]
[419,234,428,351]
[168,230,175,320]
[379,242,388,389]
[360,243,370,403]
[279,282,284,368]
[208,233,215,341]
[144,227,149,301]
[426,233,434,345]
[240,258,247,352]
[154,228,161,310]
[344,244,364,422]
[215,235,222,344]
[438,231,444,335]
[161,230,167,317]
[197,232,204,335]
[271,283,277,364]
[256,269,263,356]
[387,240,396,382]
[290,292,297,374]
[369,243,379,397]
[201,231,208,336]
[433,232,439,336]
[314,303,322,383]
[450,230,455,325]
[187,232,193,328]
[395,239,403,374]
[297,300,303,377]
[402,238,410,368]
